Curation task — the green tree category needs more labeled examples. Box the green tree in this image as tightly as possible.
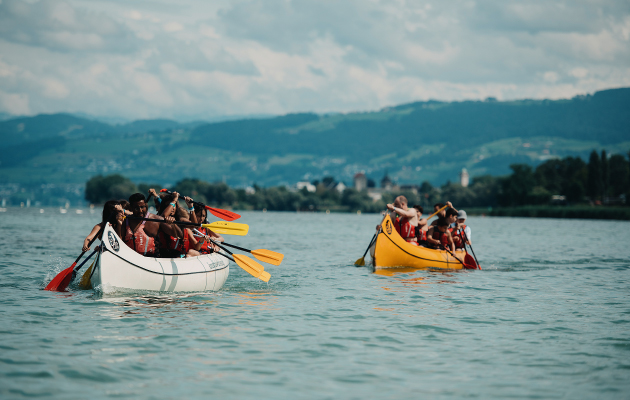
[499,164,535,206]
[85,174,138,204]
[601,150,609,196]
[587,150,603,200]
[608,154,629,196]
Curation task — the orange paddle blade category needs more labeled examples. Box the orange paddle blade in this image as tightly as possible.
[251,249,284,266]
[232,254,270,282]
[205,206,240,221]
[45,265,75,291]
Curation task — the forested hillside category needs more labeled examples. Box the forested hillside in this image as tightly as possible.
[0,88,628,206]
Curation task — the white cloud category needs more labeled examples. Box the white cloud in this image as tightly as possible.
[0,0,628,119]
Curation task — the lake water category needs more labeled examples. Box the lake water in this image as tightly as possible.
[1,208,629,399]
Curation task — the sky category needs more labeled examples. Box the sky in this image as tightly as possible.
[0,0,629,121]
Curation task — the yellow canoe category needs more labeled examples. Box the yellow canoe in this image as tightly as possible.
[370,214,476,270]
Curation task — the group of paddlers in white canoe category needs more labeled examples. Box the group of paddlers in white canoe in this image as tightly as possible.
[83,189,224,259]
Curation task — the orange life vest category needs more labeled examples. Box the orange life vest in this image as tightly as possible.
[394,216,417,242]
[124,214,158,256]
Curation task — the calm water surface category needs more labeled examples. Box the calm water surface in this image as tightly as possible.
[1,209,629,399]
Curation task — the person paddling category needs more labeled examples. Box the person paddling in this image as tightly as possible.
[192,203,224,254]
[386,195,420,245]
[452,210,471,250]
[426,218,456,253]
[82,200,124,252]
[124,193,180,257]
[155,191,199,258]
[412,205,429,246]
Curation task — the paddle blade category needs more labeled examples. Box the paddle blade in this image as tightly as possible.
[78,262,95,290]
[464,253,478,270]
[259,271,271,283]
[44,265,75,291]
[354,256,366,267]
[251,249,284,266]
[233,254,269,282]
[206,206,240,221]
[202,221,249,236]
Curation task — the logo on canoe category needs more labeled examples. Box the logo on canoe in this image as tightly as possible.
[385,220,392,235]
[108,231,120,252]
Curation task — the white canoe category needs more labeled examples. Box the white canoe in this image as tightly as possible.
[90,223,230,294]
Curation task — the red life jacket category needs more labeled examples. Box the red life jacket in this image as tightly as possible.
[197,227,213,254]
[394,216,416,242]
[453,224,467,249]
[416,227,427,242]
[124,213,158,256]
[158,229,190,256]
[430,228,449,249]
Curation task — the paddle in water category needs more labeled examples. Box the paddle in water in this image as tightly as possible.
[160,189,240,221]
[193,229,284,265]
[208,238,270,282]
[45,247,98,291]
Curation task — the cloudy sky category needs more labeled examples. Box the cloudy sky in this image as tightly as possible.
[0,0,629,120]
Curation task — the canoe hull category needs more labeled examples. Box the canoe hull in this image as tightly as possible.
[372,214,468,270]
[91,224,230,294]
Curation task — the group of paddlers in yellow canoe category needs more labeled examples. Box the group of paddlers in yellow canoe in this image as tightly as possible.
[357,195,480,270]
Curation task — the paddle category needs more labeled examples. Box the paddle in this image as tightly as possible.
[193,229,284,265]
[209,239,270,282]
[160,189,241,221]
[127,216,249,236]
[45,247,98,291]
[461,229,481,270]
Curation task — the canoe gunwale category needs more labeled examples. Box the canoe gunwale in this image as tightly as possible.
[101,246,229,276]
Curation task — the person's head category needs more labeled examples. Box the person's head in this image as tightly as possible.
[156,193,179,217]
[433,203,445,217]
[394,195,408,209]
[457,210,467,224]
[413,205,423,216]
[194,203,207,223]
[129,193,147,217]
[118,200,130,211]
[436,217,448,232]
[102,200,120,224]
[445,208,458,223]
[175,207,189,222]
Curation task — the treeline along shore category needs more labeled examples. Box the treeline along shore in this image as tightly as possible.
[83,149,630,220]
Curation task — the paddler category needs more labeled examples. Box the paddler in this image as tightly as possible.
[124,193,181,257]
[191,203,224,254]
[452,210,471,249]
[82,200,124,252]
[426,218,456,252]
[386,195,420,245]
[155,191,199,258]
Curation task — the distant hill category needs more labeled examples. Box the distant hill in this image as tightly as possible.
[0,88,628,205]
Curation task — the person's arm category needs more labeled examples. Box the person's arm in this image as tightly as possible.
[148,188,161,210]
[207,230,224,251]
[447,231,455,253]
[465,226,471,245]
[160,192,180,217]
[82,224,102,251]
[184,197,197,224]
[187,228,202,250]
[446,201,458,213]
[418,218,428,228]
[387,203,416,219]
[426,227,440,246]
